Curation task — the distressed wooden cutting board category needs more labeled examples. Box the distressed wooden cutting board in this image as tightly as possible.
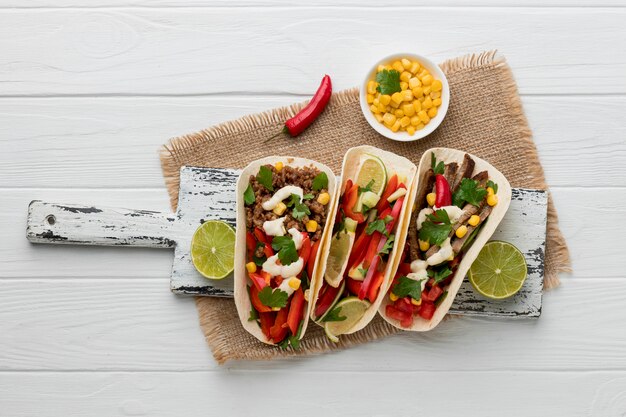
[27,166,546,317]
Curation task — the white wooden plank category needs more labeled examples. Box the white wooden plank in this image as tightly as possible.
[0,277,623,371]
[1,96,624,189]
[1,370,624,417]
[0,9,624,96]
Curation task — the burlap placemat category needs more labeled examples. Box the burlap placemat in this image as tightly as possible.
[160,51,571,364]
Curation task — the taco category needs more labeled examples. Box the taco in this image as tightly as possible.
[234,156,338,347]
[379,148,511,331]
[310,146,418,341]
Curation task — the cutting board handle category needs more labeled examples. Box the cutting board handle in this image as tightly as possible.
[26,201,177,248]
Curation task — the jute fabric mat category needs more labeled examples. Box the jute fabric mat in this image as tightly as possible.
[160,51,571,364]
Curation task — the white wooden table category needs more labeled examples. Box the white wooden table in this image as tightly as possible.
[1,2,624,416]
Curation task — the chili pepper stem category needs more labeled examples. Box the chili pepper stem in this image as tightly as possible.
[263,126,290,144]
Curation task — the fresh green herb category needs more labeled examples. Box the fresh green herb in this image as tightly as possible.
[431,152,445,175]
[392,276,424,300]
[358,179,375,195]
[247,286,259,321]
[334,216,346,238]
[279,319,305,350]
[358,267,368,277]
[271,236,299,266]
[312,172,329,191]
[366,215,391,235]
[379,234,396,256]
[419,209,452,245]
[252,242,267,266]
[452,178,487,207]
[434,290,449,307]
[257,286,288,308]
[243,184,255,205]
[292,199,311,220]
[375,69,401,95]
[428,267,453,284]
[486,180,498,194]
[321,306,347,322]
[303,193,314,200]
[256,166,274,192]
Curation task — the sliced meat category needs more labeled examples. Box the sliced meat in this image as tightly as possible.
[472,170,489,185]
[451,154,475,193]
[409,169,435,261]
[451,205,493,253]
[443,162,458,185]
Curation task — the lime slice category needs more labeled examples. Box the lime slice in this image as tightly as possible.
[191,220,235,280]
[356,155,387,196]
[324,297,370,342]
[468,241,527,299]
[324,230,355,287]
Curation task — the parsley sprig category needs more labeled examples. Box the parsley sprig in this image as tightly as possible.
[379,234,395,256]
[376,69,401,95]
[366,215,393,236]
[287,194,311,221]
[431,153,445,175]
[428,267,453,284]
[452,178,487,207]
[419,209,452,246]
[256,166,274,192]
[321,305,347,322]
[243,184,255,205]
[271,236,299,266]
[258,286,288,308]
[312,172,329,191]
[392,276,425,301]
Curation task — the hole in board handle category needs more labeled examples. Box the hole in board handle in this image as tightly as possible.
[46,215,56,226]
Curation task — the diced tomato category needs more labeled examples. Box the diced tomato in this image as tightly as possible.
[342,181,366,223]
[376,175,398,212]
[307,240,320,278]
[254,227,271,246]
[270,307,289,342]
[394,297,414,314]
[385,305,411,324]
[418,302,436,320]
[346,277,362,296]
[427,285,443,302]
[258,312,275,339]
[314,282,342,318]
[250,285,271,313]
[299,236,312,267]
[286,288,305,335]
[367,270,385,303]
[248,272,268,292]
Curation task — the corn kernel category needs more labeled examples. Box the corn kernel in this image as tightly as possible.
[412,87,424,98]
[413,100,422,112]
[272,307,281,311]
[374,113,384,123]
[373,98,380,107]
[380,94,391,105]
[402,90,413,102]
[487,194,498,207]
[275,161,283,172]
[370,104,380,114]
[410,62,421,74]
[367,80,377,95]
[411,298,422,306]
[394,109,404,118]
[426,192,436,206]
[317,192,330,205]
[389,100,400,109]
[408,77,421,89]
[418,110,430,123]
[421,74,434,86]
[366,94,374,104]
[399,71,411,83]
[385,64,393,71]
[391,120,401,132]
[306,220,318,232]
[392,61,404,72]
[431,79,443,92]
[377,102,387,113]
[377,64,386,72]
[246,262,257,273]
[423,97,433,109]
[288,277,301,290]
[383,113,397,126]
[415,123,425,130]
[406,126,416,135]
[400,116,411,127]
[390,292,399,302]
[400,81,408,91]
[402,103,415,117]
[428,107,438,118]
[487,187,495,196]
[410,115,420,126]
[391,92,404,105]
[433,98,442,107]
[419,239,430,251]
[468,215,480,227]
[430,91,441,99]
[456,225,468,239]
[423,86,432,96]
[401,58,412,70]
[273,202,287,216]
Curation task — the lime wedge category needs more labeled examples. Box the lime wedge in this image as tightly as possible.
[191,220,235,280]
[468,241,527,299]
[324,297,370,342]
[324,230,355,287]
[356,155,387,196]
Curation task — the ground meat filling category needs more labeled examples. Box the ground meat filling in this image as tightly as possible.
[245,164,329,242]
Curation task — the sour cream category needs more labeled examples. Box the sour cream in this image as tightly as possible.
[288,228,303,250]
[263,217,286,236]
[426,238,453,266]
[262,186,304,211]
[433,205,465,224]
[277,278,298,297]
[409,259,429,282]
[262,255,304,278]
[416,208,434,230]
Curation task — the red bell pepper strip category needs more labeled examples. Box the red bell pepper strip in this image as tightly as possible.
[367,270,385,303]
[314,282,342,318]
[270,307,289,342]
[418,302,436,320]
[246,232,256,258]
[273,275,283,287]
[263,243,274,258]
[346,277,362,296]
[347,227,373,270]
[435,174,452,207]
[254,227,271,246]
[286,288,305,335]
[362,232,382,270]
[250,285,271,313]
[307,240,320,278]
[258,312,275,339]
[376,174,399,212]
[299,235,312,267]
[248,272,268,292]
[342,181,366,223]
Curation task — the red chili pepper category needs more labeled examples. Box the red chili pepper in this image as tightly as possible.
[435,174,452,207]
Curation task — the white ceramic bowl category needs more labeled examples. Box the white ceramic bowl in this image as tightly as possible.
[359,53,450,142]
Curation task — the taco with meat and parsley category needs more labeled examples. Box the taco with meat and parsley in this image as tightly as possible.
[379,148,511,331]
[234,156,338,348]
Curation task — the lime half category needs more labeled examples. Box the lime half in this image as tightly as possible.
[191,220,235,280]
[324,297,370,342]
[324,230,355,287]
[468,241,527,299]
[356,155,387,196]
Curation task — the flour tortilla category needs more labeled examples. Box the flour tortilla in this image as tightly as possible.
[310,145,418,335]
[233,156,338,345]
[378,147,512,331]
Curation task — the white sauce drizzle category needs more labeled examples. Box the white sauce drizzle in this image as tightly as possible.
[433,205,465,224]
[263,217,286,236]
[288,228,303,250]
[426,238,453,266]
[262,255,304,278]
[416,208,434,230]
[261,186,304,211]
[277,278,297,297]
